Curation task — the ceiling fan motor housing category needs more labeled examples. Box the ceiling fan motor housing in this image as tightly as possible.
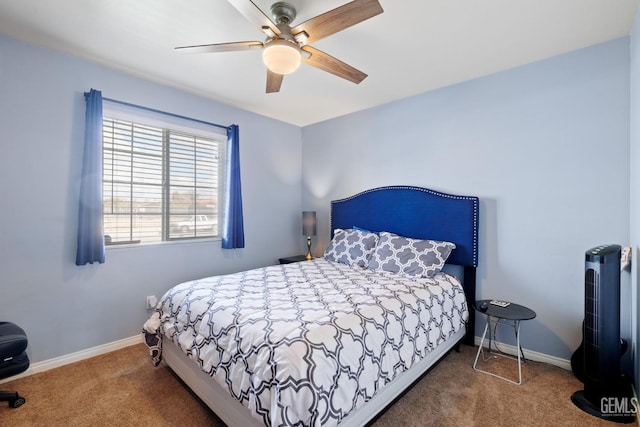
[271,2,296,25]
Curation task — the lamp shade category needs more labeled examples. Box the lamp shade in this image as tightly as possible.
[302,211,317,236]
[263,39,301,75]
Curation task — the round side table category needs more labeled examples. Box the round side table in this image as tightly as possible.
[472,300,536,385]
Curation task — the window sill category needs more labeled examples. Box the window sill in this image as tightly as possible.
[105,237,221,250]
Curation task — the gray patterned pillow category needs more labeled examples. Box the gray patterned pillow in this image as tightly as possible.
[368,232,456,277]
[323,228,379,268]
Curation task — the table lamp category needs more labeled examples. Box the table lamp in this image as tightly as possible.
[302,211,317,260]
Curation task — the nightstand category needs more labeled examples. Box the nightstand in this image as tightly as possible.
[278,255,309,264]
[472,300,536,385]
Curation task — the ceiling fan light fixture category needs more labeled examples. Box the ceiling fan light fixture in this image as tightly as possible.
[262,39,301,75]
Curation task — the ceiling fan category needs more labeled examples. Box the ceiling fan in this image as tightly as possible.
[176,0,384,93]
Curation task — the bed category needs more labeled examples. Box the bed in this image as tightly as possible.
[143,185,479,426]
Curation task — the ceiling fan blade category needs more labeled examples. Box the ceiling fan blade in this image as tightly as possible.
[175,41,263,53]
[301,46,367,84]
[266,70,284,93]
[227,0,280,37]
[292,0,383,44]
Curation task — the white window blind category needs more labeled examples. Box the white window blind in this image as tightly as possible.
[102,106,225,245]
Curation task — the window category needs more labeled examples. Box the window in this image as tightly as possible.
[101,105,225,245]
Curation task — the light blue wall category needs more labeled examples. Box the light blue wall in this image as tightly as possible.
[0,35,303,363]
[630,9,640,387]
[0,31,634,367]
[301,38,631,361]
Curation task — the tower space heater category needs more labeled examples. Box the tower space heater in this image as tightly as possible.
[571,244,633,423]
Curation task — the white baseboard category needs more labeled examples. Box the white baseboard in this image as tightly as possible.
[1,334,571,385]
[474,336,572,371]
[0,334,143,384]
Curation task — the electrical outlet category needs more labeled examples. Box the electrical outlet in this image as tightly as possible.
[146,295,158,309]
[621,246,632,271]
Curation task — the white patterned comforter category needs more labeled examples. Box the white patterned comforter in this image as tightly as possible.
[143,258,468,426]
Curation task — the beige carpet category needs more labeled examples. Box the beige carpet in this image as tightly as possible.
[0,343,621,426]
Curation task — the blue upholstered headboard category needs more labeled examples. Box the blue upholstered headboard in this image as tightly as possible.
[331,186,479,345]
[331,186,479,268]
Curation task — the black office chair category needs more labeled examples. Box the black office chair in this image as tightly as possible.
[0,322,29,408]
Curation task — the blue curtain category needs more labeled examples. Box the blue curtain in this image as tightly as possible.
[75,89,105,265]
[222,124,245,249]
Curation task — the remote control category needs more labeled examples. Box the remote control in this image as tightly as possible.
[489,300,510,307]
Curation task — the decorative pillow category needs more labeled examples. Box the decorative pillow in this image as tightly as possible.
[368,232,456,277]
[323,228,379,268]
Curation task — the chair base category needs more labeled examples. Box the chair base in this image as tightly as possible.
[0,390,26,408]
[0,322,30,409]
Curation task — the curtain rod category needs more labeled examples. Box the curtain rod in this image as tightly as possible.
[84,92,230,131]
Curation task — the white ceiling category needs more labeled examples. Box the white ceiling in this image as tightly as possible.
[0,0,638,126]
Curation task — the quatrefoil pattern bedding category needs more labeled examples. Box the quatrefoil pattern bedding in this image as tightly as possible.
[368,232,456,278]
[143,259,467,426]
[323,228,379,267]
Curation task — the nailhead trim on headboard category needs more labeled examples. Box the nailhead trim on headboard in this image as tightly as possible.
[330,185,479,267]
